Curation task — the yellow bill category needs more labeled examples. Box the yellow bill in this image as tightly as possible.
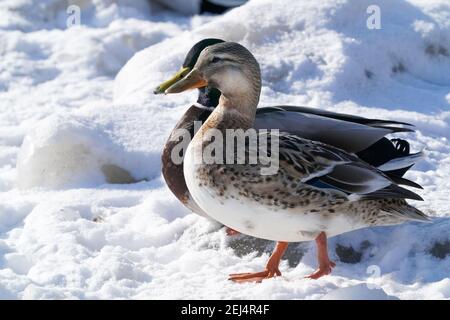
[165,69,207,94]
[153,67,191,94]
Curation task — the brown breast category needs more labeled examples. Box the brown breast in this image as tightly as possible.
[161,105,211,210]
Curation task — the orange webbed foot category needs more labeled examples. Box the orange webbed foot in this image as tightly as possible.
[305,232,335,280]
[229,268,282,283]
[305,260,336,279]
[229,241,288,283]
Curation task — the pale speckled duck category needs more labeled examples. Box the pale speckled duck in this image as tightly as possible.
[157,40,428,281]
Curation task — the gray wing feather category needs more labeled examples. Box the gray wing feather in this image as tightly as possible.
[255,111,395,153]
[256,105,413,127]
[320,163,392,194]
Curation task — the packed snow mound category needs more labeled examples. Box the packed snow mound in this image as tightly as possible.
[14,97,183,188]
[4,0,193,190]
[1,0,450,299]
[14,93,197,188]
[16,114,138,189]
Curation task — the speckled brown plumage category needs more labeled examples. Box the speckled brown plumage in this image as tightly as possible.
[195,158,423,233]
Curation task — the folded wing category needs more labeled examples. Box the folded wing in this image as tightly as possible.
[271,133,423,201]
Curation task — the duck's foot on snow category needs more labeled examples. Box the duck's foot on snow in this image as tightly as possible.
[229,241,288,283]
[305,231,335,280]
[305,261,336,279]
[229,269,281,283]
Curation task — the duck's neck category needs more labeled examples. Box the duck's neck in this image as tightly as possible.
[202,82,261,132]
[219,92,258,123]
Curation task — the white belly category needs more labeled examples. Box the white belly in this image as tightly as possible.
[183,144,365,242]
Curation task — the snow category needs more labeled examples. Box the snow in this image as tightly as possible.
[321,284,398,300]
[0,0,449,299]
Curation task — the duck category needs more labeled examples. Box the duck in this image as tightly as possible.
[160,41,428,281]
[157,39,421,230]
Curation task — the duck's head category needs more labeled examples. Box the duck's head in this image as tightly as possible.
[164,42,261,113]
[154,38,225,107]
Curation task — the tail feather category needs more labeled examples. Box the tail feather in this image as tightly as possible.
[361,184,423,201]
[377,152,424,172]
[388,175,423,189]
[382,202,430,222]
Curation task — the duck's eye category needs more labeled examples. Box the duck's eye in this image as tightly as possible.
[211,56,221,63]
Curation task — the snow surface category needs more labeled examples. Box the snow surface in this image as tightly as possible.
[1,0,450,299]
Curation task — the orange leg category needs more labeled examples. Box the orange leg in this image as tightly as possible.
[305,232,335,279]
[225,227,240,236]
[229,241,288,283]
